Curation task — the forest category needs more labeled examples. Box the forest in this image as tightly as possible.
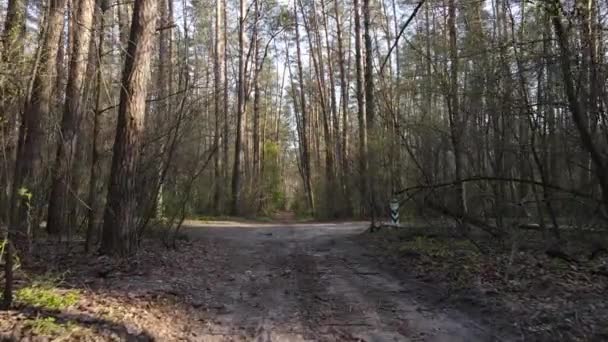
[1,0,608,339]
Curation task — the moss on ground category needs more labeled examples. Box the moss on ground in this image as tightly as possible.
[15,285,80,310]
[23,317,75,335]
[399,236,480,260]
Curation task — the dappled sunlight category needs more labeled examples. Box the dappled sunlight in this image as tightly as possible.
[3,224,508,340]
[2,0,608,337]
[184,219,369,229]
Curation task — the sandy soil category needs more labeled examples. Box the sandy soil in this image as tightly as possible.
[180,220,507,341]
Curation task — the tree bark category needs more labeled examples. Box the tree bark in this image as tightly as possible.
[252,0,261,188]
[222,0,229,203]
[363,0,376,220]
[293,0,315,213]
[333,0,352,215]
[298,0,334,216]
[231,0,247,215]
[1,0,27,308]
[11,0,68,254]
[552,5,608,215]
[152,0,173,220]
[47,0,95,236]
[447,0,468,223]
[354,0,368,216]
[101,0,157,256]
[213,0,224,214]
[1,0,26,62]
[85,0,108,253]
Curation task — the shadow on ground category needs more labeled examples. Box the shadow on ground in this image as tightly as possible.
[1,220,519,341]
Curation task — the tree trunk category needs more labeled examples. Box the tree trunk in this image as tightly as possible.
[551,5,608,215]
[333,0,352,215]
[231,0,246,215]
[252,0,261,190]
[47,0,95,236]
[85,0,108,253]
[11,0,68,255]
[213,0,224,214]
[320,0,338,168]
[101,0,157,256]
[153,0,173,219]
[117,0,131,53]
[222,0,229,206]
[293,0,315,214]
[2,0,26,63]
[1,1,27,307]
[363,0,376,220]
[354,0,368,216]
[447,0,468,223]
[297,0,333,216]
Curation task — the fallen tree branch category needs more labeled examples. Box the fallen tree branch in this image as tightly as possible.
[421,198,503,238]
[380,1,425,74]
[395,176,601,202]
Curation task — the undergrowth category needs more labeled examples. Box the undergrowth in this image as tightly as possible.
[15,281,80,310]
[24,317,75,335]
[398,235,483,287]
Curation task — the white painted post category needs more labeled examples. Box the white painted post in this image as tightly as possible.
[389,198,399,226]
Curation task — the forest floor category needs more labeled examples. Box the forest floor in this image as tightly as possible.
[1,218,606,341]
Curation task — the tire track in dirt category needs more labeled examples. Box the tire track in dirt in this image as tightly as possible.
[288,235,496,341]
[183,221,504,341]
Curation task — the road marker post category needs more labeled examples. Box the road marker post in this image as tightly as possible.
[389,198,399,226]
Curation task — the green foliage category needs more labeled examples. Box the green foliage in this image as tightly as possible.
[15,285,80,310]
[17,187,32,201]
[259,142,286,214]
[0,238,21,280]
[24,317,75,336]
[194,214,232,222]
[400,236,480,261]
[276,4,293,29]
[0,238,6,264]
[290,193,313,219]
[163,190,193,220]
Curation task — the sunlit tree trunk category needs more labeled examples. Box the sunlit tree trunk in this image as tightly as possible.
[101,0,157,256]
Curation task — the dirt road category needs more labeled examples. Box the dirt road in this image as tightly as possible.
[181,221,505,341]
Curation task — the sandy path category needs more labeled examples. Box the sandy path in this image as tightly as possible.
[181,220,503,341]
